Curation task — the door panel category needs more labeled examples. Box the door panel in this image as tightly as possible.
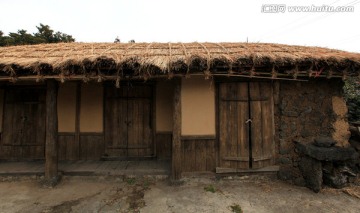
[219,82,274,170]
[251,82,274,168]
[219,82,250,169]
[1,87,46,160]
[104,83,153,158]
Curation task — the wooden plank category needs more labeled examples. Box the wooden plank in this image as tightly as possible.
[228,83,238,169]
[219,83,230,168]
[58,134,77,160]
[195,140,207,171]
[127,98,137,157]
[156,133,172,159]
[206,139,216,172]
[104,85,127,157]
[216,165,279,174]
[249,82,264,169]
[45,80,59,180]
[259,82,274,167]
[182,140,195,172]
[171,78,181,180]
[222,156,250,161]
[181,135,216,140]
[75,82,81,159]
[80,134,105,160]
[237,82,250,169]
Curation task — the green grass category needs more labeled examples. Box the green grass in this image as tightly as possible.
[125,178,136,185]
[230,204,243,213]
[204,185,216,193]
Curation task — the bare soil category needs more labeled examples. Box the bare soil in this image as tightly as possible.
[0,175,359,213]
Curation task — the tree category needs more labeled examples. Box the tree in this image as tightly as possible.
[344,77,360,122]
[0,23,75,46]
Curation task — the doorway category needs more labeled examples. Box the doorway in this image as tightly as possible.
[218,81,275,169]
[1,86,46,160]
[104,82,154,158]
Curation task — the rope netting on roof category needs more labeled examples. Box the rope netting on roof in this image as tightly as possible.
[0,42,359,82]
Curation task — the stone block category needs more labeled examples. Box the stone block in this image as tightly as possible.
[299,156,322,193]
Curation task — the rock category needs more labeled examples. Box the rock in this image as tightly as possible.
[295,141,359,161]
[323,167,348,189]
[300,129,312,138]
[279,157,291,165]
[313,137,336,148]
[349,138,360,151]
[294,177,306,187]
[278,165,302,182]
[282,111,299,117]
[279,148,290,155]
[299,156,322,193]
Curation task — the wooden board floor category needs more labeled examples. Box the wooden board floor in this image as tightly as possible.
[0,160,170,176]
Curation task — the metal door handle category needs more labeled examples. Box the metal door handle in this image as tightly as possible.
[245,119,252,124]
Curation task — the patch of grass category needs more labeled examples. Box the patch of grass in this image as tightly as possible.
[142,179,151,189]
[204,185,216,193]
[126,178,136,185]
[230,204,243,213]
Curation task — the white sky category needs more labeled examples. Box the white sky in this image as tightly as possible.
[0,0,359,52]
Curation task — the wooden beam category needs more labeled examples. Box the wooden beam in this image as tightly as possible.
[172,78,182,180]
[75,81,81,159]
[45,79,59,183]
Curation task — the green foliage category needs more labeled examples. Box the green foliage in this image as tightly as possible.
[344,77,360,122]
[230,204,243,213]
[204,185,216,193]
[126,178,136,185]
[0,23,75,46]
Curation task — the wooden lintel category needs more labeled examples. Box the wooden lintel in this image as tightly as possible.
[45,79,59,181]
[171,78,182,180]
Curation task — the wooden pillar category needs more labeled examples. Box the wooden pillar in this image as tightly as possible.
[45,79,59,181]
[172,78,182,180]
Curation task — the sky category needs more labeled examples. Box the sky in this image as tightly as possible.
[0,0,359,52]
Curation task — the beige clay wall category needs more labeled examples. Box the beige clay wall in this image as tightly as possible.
[181,77,216,135]
[80,83,103,132]
[332,96,351,146]
[0,89,3,132]
[57,82,77,132]
[156,80,174,132]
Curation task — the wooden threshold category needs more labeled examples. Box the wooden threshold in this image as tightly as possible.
[216,165,280,174]
[100,155,157,161]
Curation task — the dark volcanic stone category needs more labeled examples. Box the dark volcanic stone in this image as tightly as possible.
[295,141,359,161]
[282,111,299,117]
[299,156,322,193]
[301,129,312,138]
[313,137,336,148]
[278,165,302,182]
[323,166,349,189]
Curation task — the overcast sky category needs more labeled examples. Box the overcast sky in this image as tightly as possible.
[0,0,359,52]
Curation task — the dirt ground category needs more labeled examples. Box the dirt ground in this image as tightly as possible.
[0,175,359,213]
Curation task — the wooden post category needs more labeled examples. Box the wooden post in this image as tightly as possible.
[45,79,59,183]
[172,78,182,180]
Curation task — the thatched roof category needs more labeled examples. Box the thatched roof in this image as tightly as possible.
[0,42,359,83]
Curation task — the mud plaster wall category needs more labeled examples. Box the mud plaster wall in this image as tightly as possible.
[0,89,3,132]
[331,96,350,146]
[80,83,103,132]
[57,82,77,132]
[181,77,216,135]
[156,80,174,132]
[274,79,348,166]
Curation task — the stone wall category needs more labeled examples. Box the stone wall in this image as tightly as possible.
[275,79,352,186]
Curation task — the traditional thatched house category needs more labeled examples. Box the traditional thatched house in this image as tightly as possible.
[0,42,359,182]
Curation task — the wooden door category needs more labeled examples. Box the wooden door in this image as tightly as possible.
[219,82,274,170]
[105,83,154,158]
[1,87,46,160]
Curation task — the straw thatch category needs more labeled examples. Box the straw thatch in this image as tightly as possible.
[0,42,359,82]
